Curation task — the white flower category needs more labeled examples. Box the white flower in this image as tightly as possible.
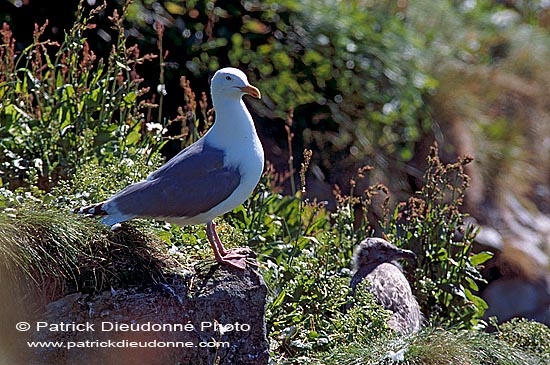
[146,122,163,132]
[120,124,130,133]
[121,158,135,167]
[157,84,167,96]
[388,348,407,362]
[33,158,43,170]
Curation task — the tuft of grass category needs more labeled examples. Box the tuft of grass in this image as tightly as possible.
[407,329,539,365]
[0,205,169,306]
[288,327,542,365]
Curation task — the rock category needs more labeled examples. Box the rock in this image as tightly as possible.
[470,195,550,324]
[483,276,550,325]
[472,223,504,251]
[17,265,269,365]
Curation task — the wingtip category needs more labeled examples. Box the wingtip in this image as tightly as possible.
[73,203,106,216]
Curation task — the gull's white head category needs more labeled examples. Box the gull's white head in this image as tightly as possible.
[210,67,261,100]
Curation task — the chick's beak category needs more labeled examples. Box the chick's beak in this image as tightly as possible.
[237,84,261,99]
[397,248,417,264]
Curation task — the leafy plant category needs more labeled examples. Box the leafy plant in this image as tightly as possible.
[384,143,493,329]
[222,152,385,358]
[0,1,159,192]
[222,139,494,360]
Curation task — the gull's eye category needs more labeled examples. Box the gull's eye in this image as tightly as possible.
[225,76,232,81]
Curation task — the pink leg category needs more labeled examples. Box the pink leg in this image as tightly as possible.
[207,221,229,256]
[206,221,247,270]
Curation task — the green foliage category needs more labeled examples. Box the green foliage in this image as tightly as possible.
[124,0,436,193]
[48,153,162,210]
[224,143,493,359]
[0,145,162,213]
[221,155,387,358]
[0,1,161,192]
[331,281,392,344]
[496,318,550,361]
[230,0,436,194]
[242,0,435,153]
[384,144,492,329]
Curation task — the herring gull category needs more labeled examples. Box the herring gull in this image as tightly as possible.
[75,67,264,270]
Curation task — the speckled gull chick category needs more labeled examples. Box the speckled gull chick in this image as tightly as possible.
[350,237,422,334]
[75,67,264,270]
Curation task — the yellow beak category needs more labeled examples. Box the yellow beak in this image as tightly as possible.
[237,85,261,99]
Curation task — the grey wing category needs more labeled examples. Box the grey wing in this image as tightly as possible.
[108,140,241,218]
[146,139,206,181]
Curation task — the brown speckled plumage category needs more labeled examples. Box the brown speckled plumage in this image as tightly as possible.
[350,237,422,334]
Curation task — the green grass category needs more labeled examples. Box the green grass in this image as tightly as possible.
[282,328,542,365]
